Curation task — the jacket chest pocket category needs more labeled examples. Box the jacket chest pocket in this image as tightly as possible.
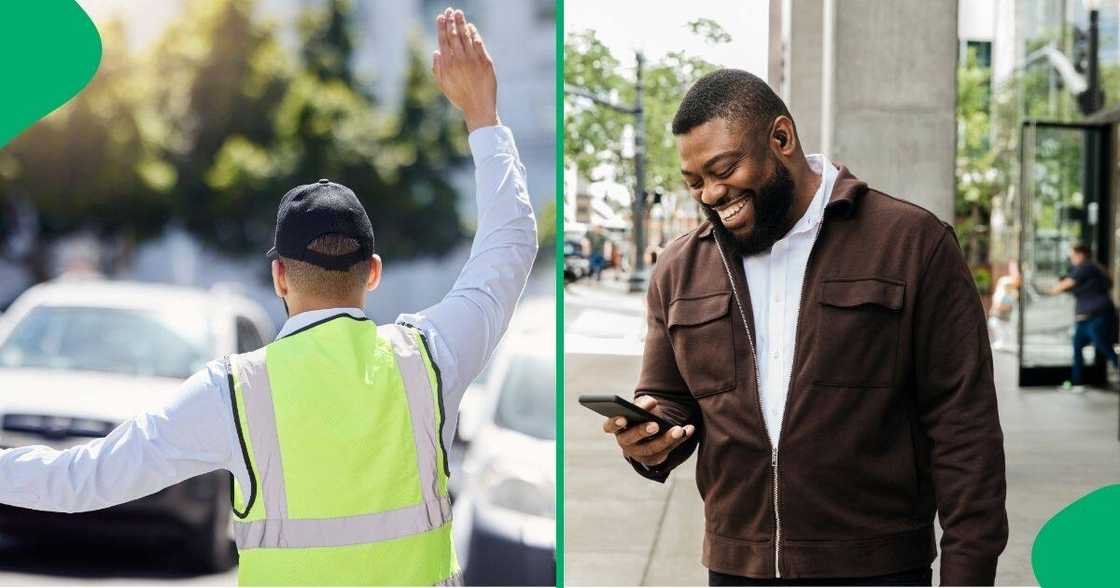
[667,292,736,397]
[813,277,905,388]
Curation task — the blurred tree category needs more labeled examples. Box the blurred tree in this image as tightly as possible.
[148,0,292,253]
[373,33,468,259]
[564,26,720,211]
[563,30,626,177]
[2,0,470,286]
[955,44,1000,282]
[301,0,356,87]
[159,0,466,261]
[0,20,172,281]
[686,18,732,45]
[961,26,1098,287]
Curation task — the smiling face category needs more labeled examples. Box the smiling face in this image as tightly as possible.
[677,117,796,256]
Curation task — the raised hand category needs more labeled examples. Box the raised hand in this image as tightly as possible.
[432,8,499,132]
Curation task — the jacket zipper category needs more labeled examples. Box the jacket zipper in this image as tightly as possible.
[712,216,826,579]
[771,447,780,576]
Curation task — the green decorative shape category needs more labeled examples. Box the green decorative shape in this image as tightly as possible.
[1031,484,1120,587]
[0,1,101,148]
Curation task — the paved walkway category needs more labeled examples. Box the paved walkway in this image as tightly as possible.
[564,280,1120,586]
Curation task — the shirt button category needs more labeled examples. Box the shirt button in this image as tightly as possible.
[771,349,780,359]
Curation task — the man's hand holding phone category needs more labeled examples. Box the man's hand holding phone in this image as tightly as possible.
[601,396,695,468]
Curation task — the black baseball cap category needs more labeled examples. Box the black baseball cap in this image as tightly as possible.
[266,179,375,271]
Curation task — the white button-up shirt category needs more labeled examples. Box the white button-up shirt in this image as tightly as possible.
[744,154,838,446]
[0,126,537,513]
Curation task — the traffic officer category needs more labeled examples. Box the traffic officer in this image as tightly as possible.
[0,9,536,586]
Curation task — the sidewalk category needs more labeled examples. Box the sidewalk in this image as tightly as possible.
[564,280,1120,586]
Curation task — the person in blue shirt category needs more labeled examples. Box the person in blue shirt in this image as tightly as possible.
[1049,242,1118,391]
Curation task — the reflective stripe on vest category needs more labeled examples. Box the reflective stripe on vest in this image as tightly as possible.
[225,318,457,586]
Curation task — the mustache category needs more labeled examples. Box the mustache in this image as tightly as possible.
[704,189,755,210]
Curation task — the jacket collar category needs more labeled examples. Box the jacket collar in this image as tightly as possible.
[698,164,867,239]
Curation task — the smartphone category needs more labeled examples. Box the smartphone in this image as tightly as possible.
[578,394,680,431]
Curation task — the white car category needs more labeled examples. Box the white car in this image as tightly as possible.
[453,298,556,585]
[0,278,274,572]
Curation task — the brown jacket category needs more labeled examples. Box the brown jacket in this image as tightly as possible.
[634,167,1008,585]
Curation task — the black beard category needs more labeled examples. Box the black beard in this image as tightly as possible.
[704,155,796,257]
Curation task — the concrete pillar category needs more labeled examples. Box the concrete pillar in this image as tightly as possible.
[778,0,959,222]
[784,0,825,156]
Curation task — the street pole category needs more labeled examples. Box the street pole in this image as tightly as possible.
[1087,8,1103,113]
[1077,7,1105,115]
[629,51,647,293]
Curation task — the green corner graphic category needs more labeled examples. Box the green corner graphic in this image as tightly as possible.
[0,1,102,148]
[1032,484,1120,587]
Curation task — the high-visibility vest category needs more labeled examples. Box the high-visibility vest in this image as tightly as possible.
[224,315,459,586]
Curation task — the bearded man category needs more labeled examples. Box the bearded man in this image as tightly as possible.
[600,69,1007,587]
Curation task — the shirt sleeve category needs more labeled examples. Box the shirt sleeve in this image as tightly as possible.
[1067,264,1086,284]
[0,360,247,513]
[396,125,538,447]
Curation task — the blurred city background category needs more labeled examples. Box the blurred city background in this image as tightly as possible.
[563,0,1119,585]
[0,0,554,584]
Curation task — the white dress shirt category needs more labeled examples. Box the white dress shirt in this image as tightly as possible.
[0,125,537,513]
[744,154,838,446]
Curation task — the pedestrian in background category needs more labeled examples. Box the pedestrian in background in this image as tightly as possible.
[0,9,536,586]
[1048,242,1118,393]
[989,260,1021,353]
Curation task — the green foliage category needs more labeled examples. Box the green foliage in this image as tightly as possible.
[685,18,732,45]
[564,28,720,198]
[300,0,356,86]
[373,34,468,259]
[0,19,171,277]
[958,20,1114,275]
[956,44,1010,282]
[972,266,993,295]
[149,0,292,253]
[0,0,469,277]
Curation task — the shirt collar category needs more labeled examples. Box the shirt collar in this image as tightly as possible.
[275,307,367,340]
[698,155,841,240]
[791,154,838,235]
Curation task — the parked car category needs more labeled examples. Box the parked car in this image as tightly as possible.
[449,348,500,501]
[452,318,555,586]
[564,239,590,284]
[0,279,274,572]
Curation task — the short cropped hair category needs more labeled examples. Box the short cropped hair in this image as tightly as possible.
[671,69,792,137]
[280,234,371,300]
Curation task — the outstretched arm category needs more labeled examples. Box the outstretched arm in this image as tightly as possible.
[1048,276,1075,295]
[397,9,537,439]
[0,361,245,513]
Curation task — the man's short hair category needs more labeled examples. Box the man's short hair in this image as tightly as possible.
[671,69,792,138]
[280,233,371,300]
[1071,242,1091,256]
